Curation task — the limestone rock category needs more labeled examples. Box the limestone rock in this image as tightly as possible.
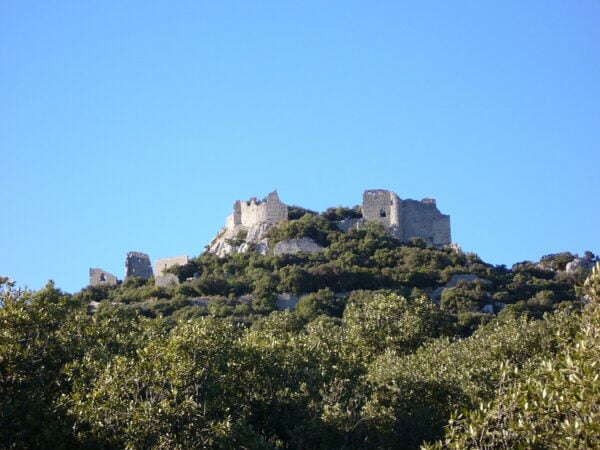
[429,274,492,300]
[480,304,494,314]
[275,293,301,310]
[274,238,324,256]
[565,257,596,273]
[155,273,179,287]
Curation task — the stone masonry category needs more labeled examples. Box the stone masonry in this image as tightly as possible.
[89,268,118,286]
[360,189,451,246]
[207,189,451,257]
[153,255,189,277]
[125,251,153,279]
[225,191,288,230]
[209,191,288,257]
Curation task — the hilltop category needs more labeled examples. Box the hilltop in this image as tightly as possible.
[78,190,596,330]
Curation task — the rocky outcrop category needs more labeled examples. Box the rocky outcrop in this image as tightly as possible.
[565,257,596,273]
[155,273,179,287]
[429,274,492,300]
[275,293,302,310]
[274,238,324,256]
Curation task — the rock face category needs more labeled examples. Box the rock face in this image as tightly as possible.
[565,257,596,273]
[274,238,324,256]
[89,268,118,286]
[125,251,153,279]
[208,191,288,257]
[429,274,492,300]
[275,293,302,310]
[155,273,179,287]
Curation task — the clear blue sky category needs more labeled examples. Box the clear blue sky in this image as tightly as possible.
[1,2,599,293]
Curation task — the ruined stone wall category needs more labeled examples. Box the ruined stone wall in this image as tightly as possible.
[238,191,288,228]
[89,268,118,286]
[362,190,400,227]
[432,214,451,246]
[225,201,242,230]
[401,200,451,245]
[125,251,153,279]
[361,190,451,246]
[153,255,189,277]
[336,218,365,233]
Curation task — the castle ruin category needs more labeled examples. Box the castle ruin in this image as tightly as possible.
[225,191,288,231]
[153,255,189,277]
[207,189,451,257]
[89,268,118,286]
[208,191,288,257]
[360,189,451,246]
[125,251,153,279]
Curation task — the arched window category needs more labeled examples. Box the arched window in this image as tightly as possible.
[380,209,386,217]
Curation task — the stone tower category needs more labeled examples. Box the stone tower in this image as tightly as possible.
[125,251,153,279]
[361,189,451,246]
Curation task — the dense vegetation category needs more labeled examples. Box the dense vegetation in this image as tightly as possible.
[1,211,598,449]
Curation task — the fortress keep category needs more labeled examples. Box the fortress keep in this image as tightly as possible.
[360,189,451,246]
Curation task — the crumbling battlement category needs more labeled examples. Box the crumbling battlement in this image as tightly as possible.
[209,191,289,257]
[226,191,288,230]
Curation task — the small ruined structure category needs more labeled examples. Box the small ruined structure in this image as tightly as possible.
[153,255,189,277]
[125,251,153,279]
[208,191,288,257]
[89,268,118,286]
[153,255,188,287]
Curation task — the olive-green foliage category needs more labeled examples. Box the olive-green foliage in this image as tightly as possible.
[65,318,255,449]
[0,274,588,449]
[0,277,164,449]
[363,309,577,448]
[83,215,580,328]
[321,205,362,221]
[343,292,454,360]
[428,265,600,449]
[267,213,337,247]
[295,288,345,320]
[0,208,594,449]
